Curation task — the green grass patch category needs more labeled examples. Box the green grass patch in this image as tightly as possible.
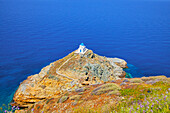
[114,84,170,113]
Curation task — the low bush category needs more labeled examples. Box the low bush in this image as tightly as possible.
[70,95,81,100]
[91,83,121,95]
[59,96,69,103]
[0,104,20,113]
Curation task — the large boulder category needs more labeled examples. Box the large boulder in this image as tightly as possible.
[107,58,127,68]
[107,58,126,78]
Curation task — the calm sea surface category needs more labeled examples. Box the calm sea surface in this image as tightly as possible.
[0,0,170,105]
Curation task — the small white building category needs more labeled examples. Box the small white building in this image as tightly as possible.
[75,43,88,54]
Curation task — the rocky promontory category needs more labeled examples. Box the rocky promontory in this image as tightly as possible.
[12,49,127,108]
[11,49,170,113]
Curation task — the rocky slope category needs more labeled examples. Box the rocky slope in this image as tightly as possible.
[11,49,127,109]
[14,76,169,113]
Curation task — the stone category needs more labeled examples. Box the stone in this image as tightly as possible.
[120,82,126,86]
[107,58,127,68]
[75,88,85,92]
[67,88,72,92]
[59,96,69,103]
[82,81,90,85]
[111,80,115,83]
[123,79,129,82]
[71,102,77,106]
[107,59,126,78]
[145,79,160,85]
[89,83,100,86]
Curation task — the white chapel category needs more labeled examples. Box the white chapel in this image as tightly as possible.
[75,43,88,54]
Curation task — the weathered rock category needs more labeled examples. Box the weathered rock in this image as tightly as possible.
[107,58,126,78]
[70,80,76,87]
[89,83,100,86]
[82,81,90,85]
[145,79,160,84]
[75,87,85,92]
[23,76,169,113]
[12,49,127,108]
[107,58,127,68]
[123,79,129,82]
[141,75,167,82]
[111,80,115,83]
[59,96,69,103]
[67,88,72,92]
[71,102,77,106]
[120,82,127,86]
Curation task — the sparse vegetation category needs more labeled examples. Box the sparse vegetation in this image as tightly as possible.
[78,92,84,95]
[107,90,120,96]
[59,96,69,103]
[0,104,20,113]
[48,74,59,80]
[113,82,170,113]
[73,81,170,113]
[91,83,121,95]
[70,95,81,100]
[130,78,144,83]
[46,98,54,104]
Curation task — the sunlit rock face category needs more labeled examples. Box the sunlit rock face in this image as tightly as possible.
[12,49,127,108]
[14,75,169,113]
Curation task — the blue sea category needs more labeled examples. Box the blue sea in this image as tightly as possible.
[0,0,170,106]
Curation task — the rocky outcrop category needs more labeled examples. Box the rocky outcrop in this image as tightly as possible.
[107,58,127,78]
[13,75,169,113]
[12,49,128,108]
[107,58,128,68]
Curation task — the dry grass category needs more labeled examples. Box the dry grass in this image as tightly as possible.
[129,78,144,83]
[107,90,120,96]
[91,83,121,95]
[70,95,82,100]
[59,96,69,103]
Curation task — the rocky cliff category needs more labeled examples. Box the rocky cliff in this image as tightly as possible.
[14,75,169,113]
[11,50,127,109]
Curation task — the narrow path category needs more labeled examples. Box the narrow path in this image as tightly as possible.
[56,56,74,80]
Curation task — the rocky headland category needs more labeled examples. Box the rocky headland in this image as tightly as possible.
[11,49,170,113]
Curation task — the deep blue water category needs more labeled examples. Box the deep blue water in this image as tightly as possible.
[0,0,170,106]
